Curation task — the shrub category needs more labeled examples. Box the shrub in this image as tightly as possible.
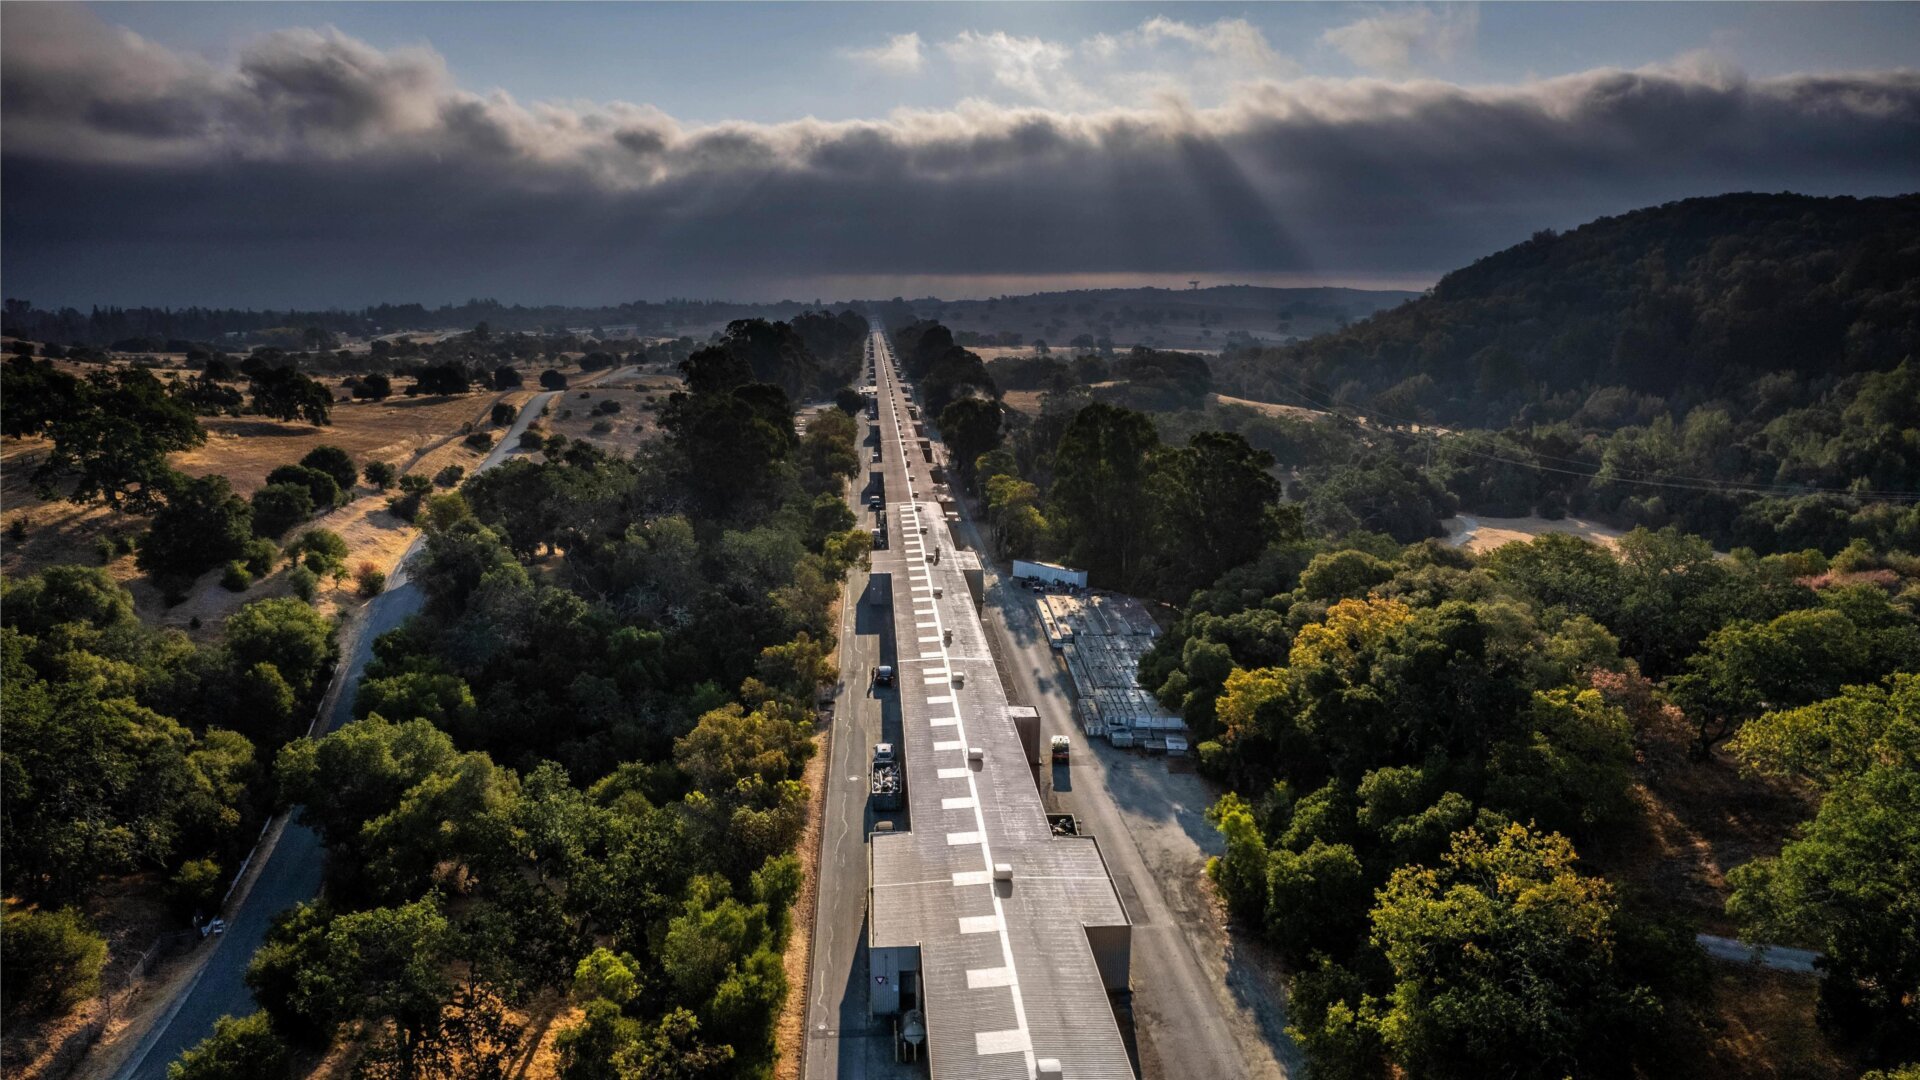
[1,907,107,1018]
[362,461,397,490]
[287,564,319,602]
[297,446,357,493]
[6,517,27,542]
[434,464,465,488]
[287,529,350,579]
[518,429,544,450]
[490,403,517,426]
[387,474,433,521]
[590,419,614,434]
[242,538,279,578]
[250,483,314,538]
[355,562,387,597]
[539,369,568,390]
[96,535,117,564]
[221,561,253,592]
[264,465,341,511]
[593,399,623,415]
[464,431,494,452]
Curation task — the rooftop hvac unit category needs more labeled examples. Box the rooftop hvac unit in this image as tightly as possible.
[1037,1060,1063,1080]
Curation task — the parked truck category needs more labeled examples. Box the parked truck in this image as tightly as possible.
[1012,559,1089,589]
[871,743,903,812]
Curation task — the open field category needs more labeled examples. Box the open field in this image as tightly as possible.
[1443,513,1626,553]
[172,392,515,496]
[1208,392,1329,423]
[537,372,679,455]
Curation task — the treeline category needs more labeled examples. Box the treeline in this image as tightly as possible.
[990,345,1215,412]
[165,334,870,1076]
[1140,527,1920,1075]
[0,296,863,348]
[1154,359,1920,555]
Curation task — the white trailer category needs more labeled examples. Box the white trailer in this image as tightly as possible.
[1012,559,1089,589]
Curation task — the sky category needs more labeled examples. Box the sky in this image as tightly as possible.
[2,1,1917,308]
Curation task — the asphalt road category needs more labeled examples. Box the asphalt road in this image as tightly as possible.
[111,389,562,1080]
[804,335,919,1080]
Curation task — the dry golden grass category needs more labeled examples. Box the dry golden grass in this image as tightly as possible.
[1,384,550,640]
[1442,513,1626,554]
[772,699,833,1080]
[538,374,678,456]
[172,392,514,497]
[1,877,182,1080]
[1683,967,1857,1080]
[1208,392,1329,422]
[1001,389,1046,416]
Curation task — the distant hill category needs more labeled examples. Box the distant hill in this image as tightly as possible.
[1214,193,1920,426]
[876,285,1419,354]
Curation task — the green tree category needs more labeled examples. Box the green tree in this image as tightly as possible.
[298,446,358,494]
[673,702,813,794]
[1299,550,1395,603]
[249,367,332,425]
[364,461,398,490]
[1050,402,1161,587]
[938,397,1003,489]
[1,906,108,1018]
[266,464,343,511]
[250,483,315,539]
[1150,431,1283,597]
[1369,823,1656,1080]
[1204,793,1271,924]
[286,528,351,580]
[1728,675,1920,1054]
[168,1011,290,1080]
[32,368,206,512]
[1,355,84,438]
[223,597,336,701]
[1672,606,1919,753]
[135,473,254,588]
[276,716,462,845]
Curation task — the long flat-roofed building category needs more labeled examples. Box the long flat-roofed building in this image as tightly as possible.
[863,328,1133,1080]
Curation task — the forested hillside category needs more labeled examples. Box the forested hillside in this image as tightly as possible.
[1215,193,1920,426]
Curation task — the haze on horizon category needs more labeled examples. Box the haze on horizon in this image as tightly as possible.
[2,1,1917,309]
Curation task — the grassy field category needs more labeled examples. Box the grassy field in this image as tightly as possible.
[537,371,680,456]
[0,364,613,640]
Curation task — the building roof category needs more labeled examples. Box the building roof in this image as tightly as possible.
[867,495,1132,1080]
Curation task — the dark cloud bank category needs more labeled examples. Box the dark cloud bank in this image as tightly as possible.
[3,5,1917,307]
